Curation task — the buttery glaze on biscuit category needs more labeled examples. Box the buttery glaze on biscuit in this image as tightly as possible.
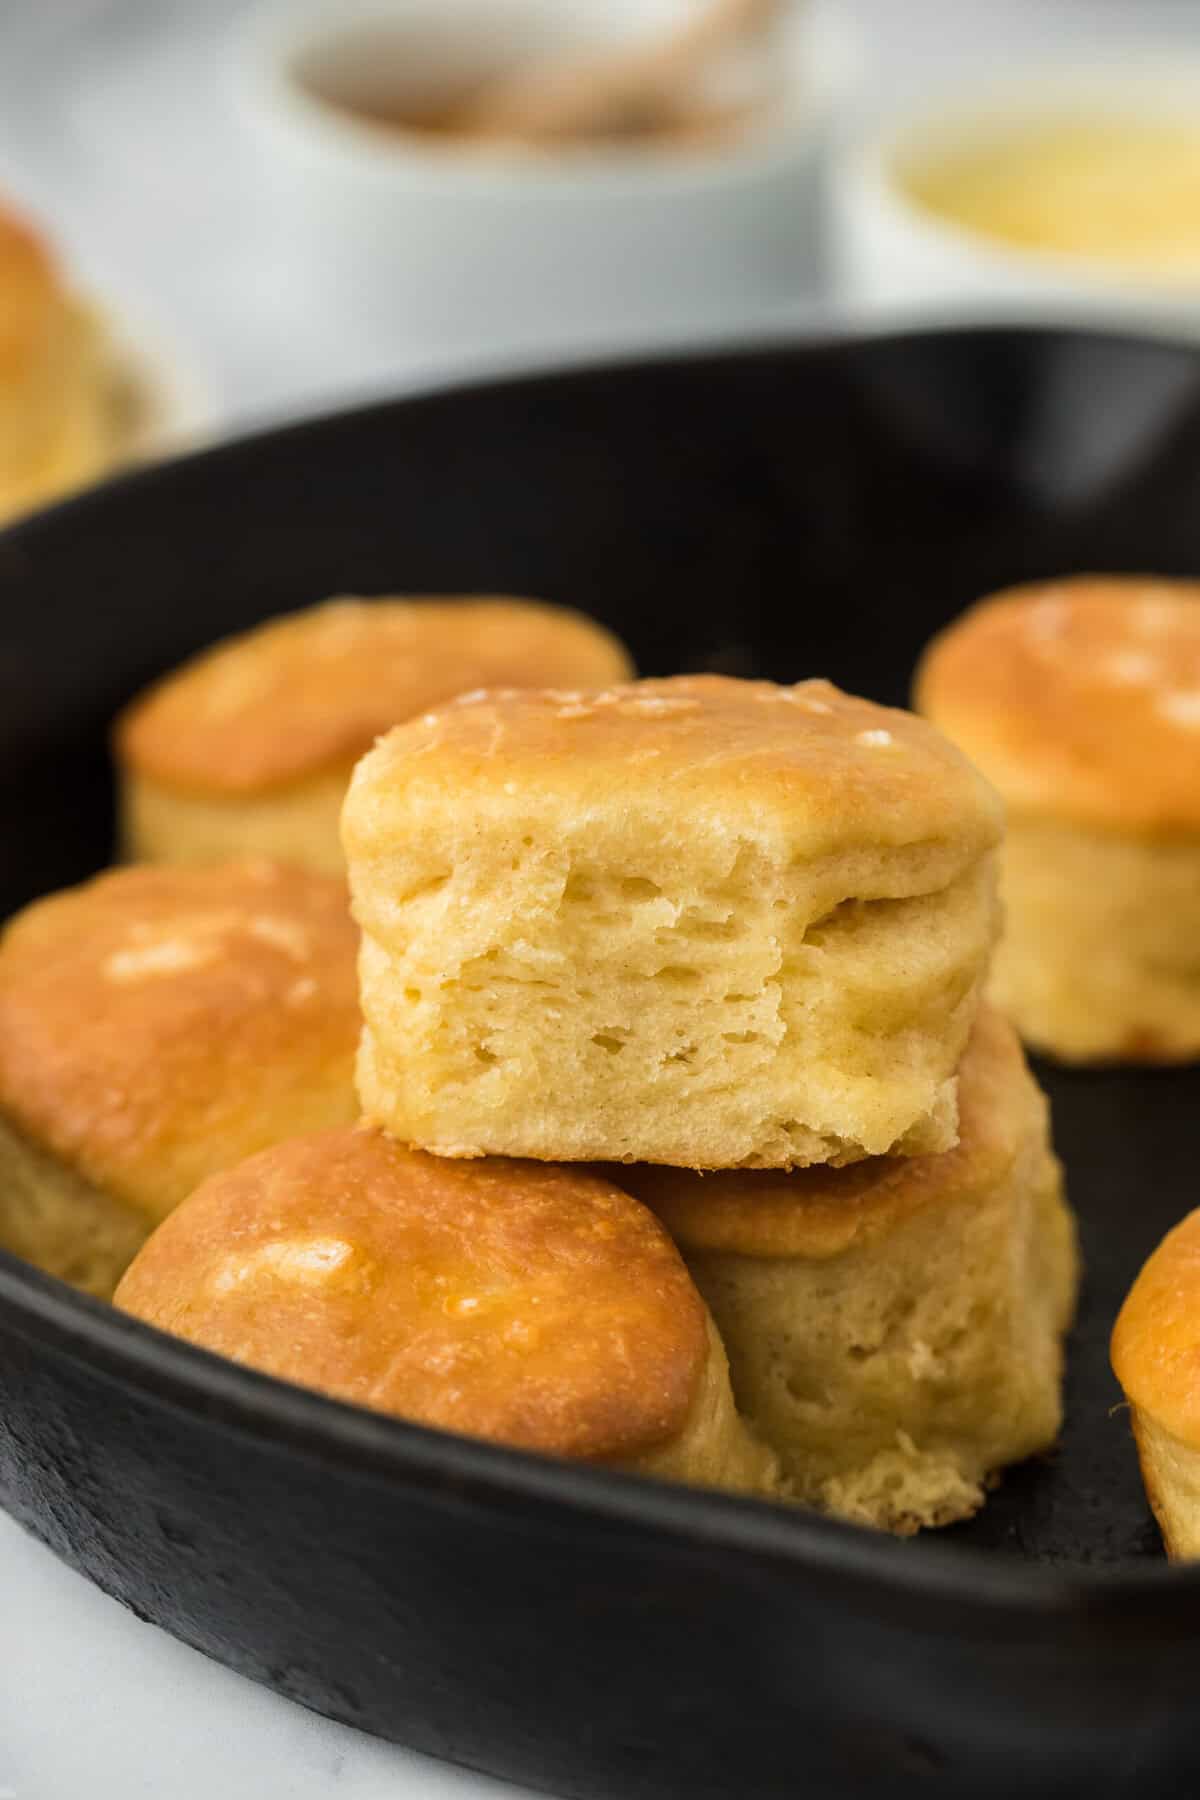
[918,576,1200,1062]
[358,673,1002,861]
[917,576,1200,832]
[616,1009,1079,1535]
[115,1129,778,1492]
[115,596,634,872]
[345,674,1003,1170]
[118,596,634,794]
[0,860,359,1246]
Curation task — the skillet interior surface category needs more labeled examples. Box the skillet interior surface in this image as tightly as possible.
[3,328,1200,1795]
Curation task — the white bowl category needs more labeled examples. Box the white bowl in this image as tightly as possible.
[233,0,855,363]
[832,59,1200,336]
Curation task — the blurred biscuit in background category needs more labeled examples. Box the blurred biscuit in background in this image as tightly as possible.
[0,194,126,524]
[918,576,1200,1063]
[0,860,359,1297]
[115,596,634,873]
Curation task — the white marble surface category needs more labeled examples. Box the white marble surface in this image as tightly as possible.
[3,4,1200,1797]
[0,1513,515,1800]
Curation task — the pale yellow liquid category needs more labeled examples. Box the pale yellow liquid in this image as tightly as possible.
[901,119,1200,280]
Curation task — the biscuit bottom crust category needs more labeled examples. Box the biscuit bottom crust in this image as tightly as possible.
[0,1111,147,1300]
[1129,1411,1200,1560]
[641,1045,1078,1535]
[355,851,998,1171]
[121,767,352,876]
[993,817,1200,1063]
[625,1314,781,1496]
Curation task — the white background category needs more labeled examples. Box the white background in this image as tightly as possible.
[2,3,1199,1796]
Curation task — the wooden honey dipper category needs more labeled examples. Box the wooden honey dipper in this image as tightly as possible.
[445,0,783,147]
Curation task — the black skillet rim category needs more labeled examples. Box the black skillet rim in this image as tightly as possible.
[3,320,1198,1633]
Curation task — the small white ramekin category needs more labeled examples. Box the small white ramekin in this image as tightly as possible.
[233,0,856,363]
[831,59,1200,337]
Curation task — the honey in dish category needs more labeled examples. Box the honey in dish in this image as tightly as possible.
[900,117,1200,279]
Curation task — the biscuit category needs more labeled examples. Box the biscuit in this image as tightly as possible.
[344,675,1002,1170]
[115,1128,779,1494]
[115,596,634,873]
[918,576,1200,1062]
[0,196,119,524]
[614,1009,1079,1534]
[0,860,359,1296]
[1112,1208,1200,1559]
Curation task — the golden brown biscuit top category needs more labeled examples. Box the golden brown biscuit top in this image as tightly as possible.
[115,1129,708,1462]
[0,860,359,1221]
[346,674,1002,867]
[0,198,59,375]
[1112,1208,1200,1446]
[115,596,634,795]
[613,1009,1032,1258]
[917,576,1200,833]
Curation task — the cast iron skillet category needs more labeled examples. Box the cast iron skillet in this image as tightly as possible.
[3,328,1200,1800]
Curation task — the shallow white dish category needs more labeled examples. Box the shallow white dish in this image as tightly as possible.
[831,58,1200,336]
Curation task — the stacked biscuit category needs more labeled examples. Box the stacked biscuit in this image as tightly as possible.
[4,593,1082,1535]
[332,671,1078,1533]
